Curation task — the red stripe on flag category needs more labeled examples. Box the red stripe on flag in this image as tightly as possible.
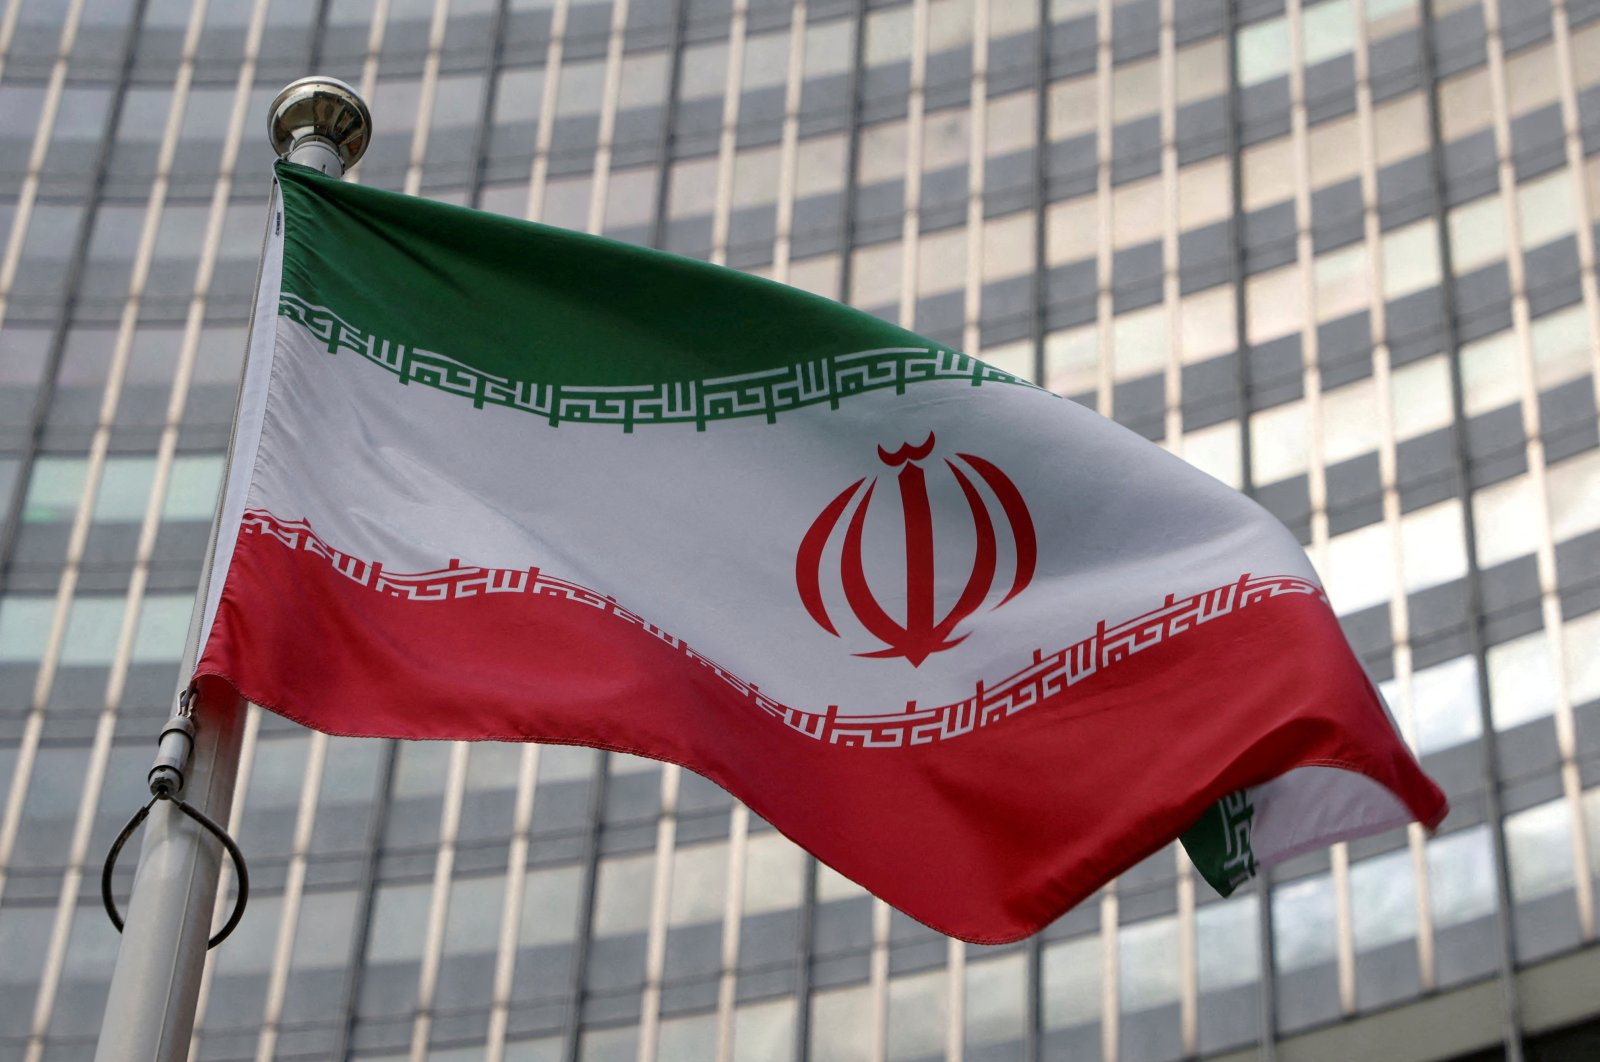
[197,511,1447,943]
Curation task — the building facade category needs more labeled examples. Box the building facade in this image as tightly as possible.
[1,0,1598,1058]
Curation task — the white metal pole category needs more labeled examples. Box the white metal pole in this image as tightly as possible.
[93,76,372,1062]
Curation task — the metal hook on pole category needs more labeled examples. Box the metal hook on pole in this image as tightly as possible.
[100,686,251,951]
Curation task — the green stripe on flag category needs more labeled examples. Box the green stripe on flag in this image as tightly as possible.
[276,162,1013,405]
[277,291,1035,429]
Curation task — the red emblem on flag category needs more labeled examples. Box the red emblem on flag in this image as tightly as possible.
[795,433,1038,666]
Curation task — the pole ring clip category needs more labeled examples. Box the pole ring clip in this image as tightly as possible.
[100,793,251,949]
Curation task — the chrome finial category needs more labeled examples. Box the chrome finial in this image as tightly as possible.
[268,76,372,177]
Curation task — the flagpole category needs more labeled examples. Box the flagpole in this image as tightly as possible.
[93,78,372,1062]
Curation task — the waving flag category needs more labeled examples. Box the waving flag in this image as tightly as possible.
[196,163,1446,943]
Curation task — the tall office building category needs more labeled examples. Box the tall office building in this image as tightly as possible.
[0,0,1597,1058]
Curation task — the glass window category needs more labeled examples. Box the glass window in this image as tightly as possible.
[162,455,224,521]
[668,840,727,926]
[1196,893,1260,993]
[1048,76,1098,142]
[1046,325,1097,397]
[888,969,947,1060]
[928,0,974,52]
[1309,114,1361,191]
[1313,243,1369,323]
[1119,915,1181,1011]
[1473,472,1537,568]
[979,340,1035,383]
[815,860,866,902]
[1459,330,1521,416]
[519,864,583,946]
[495,67,546,125]
[445,873,508,954]
[680,42,729,100]
[51,86,112,141]
[466,741,523,794]
[1242,137,1294,213]
[865,5,913,65]
[731,146,780,211]
[741,32,789,94]
[1448,194,1507,273]
[1176,38,1227,106]
[93,456,156,523]
[1183,421,1242,490]
[1047,194,1096,265]
[243,733,310,812]
[1245,265,1302,345]
[1373,94,1427,168]
[742,831,804,915]
[292,889,360,969]
[918,227,966,298]
[1428,826,1496,927]
[579,1025,635,1062]
[22,456,89,523]
[733,998,794,1061]
[1530,304,1591,390]
[60,595,126,666]
[0,326,51,389]
[1380,220,1441,300]
[0,594,55,662]
[1272,873,1337,970]
[1042,932,1101,1028]
[1111,304,1167,381]
[1439,67,1492,142]
[540,176,592,231]
[987,91,1034,157]
[1517,169,1574,251]
[1324,521,1394,616]
[795,134,849,198]
[658,1012,716,1062]
[1410,655,1482,754]
[1506,44,1560,115]
[789,254,841,300]
[1112,175,1163,249]
[1321,375,1379,466]
[1390,355,1453,441]
[132,593,191,662]
[367,881,432,962]
[1112,57,1160,124]
[593,852,655,935]
[1350,847,1416,952]
[1179,284,1235,363]
[1506,799,1575,902]
[1303,0,1356,67]
[1548,449,1600,544]
[965,953,1026,1049]
[983,213,1033,285]
[812,984,873,1061]
[850,241,902,308]
[602,168,655,232]
[802,18,855,80]
[430,74,483,131]
[1488,629,1558,730]
[1236,16,1290,86]
[554,61,605,118]
[860,119,908,186]
[922,106,968,171]
[1399,499,1467,594]
[1250,399,1309,485]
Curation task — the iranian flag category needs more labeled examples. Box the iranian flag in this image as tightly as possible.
[196,163,1446,943]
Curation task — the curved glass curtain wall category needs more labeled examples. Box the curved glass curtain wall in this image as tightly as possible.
[0,0,1598,1059]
